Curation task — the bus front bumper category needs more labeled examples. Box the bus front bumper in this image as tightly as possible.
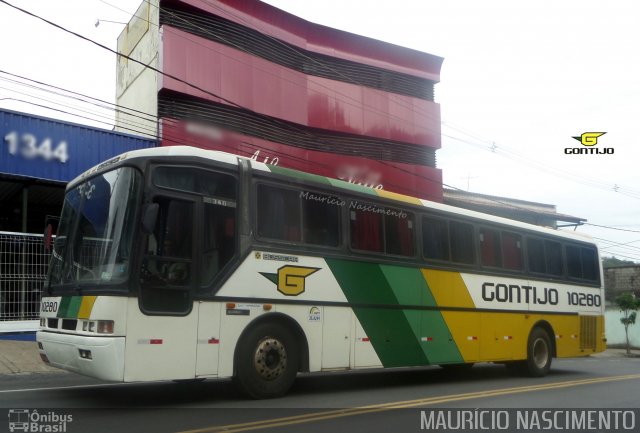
[36,331,125,381]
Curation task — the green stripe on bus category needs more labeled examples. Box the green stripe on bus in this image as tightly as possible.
[379,266,465,364]
[326,259,428,368]
[56,296,82,318]
[66,296,83,318]
[268,164,379,196]
[56,296,72,318]
[267,165,332,185]
[327,179,378,195]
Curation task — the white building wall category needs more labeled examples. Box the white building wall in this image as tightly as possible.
[115,0,160,138]
[605,307,640,348]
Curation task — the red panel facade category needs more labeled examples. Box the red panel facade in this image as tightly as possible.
[157,0,443,201]
[160,27,441,148]
[172,0,443,80]
[162,118,443,202]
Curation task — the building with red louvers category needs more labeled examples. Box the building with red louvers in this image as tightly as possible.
[116,0,444,201]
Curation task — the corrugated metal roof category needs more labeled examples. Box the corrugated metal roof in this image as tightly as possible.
[443,189,586,226]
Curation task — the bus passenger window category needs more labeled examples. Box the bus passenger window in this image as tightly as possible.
[301,192,340,246]
[257,185,301,242]
[502,232,522,270]
[385,212,414,256]
[350,206,383,252]
[581,247,598,281]
[566,245,582,279]
[450,221,475,264]
[422,217,449,261]
[545,241,563,276]
[480,228,501,267]
[566,245,598,281]
[527,237,546,273]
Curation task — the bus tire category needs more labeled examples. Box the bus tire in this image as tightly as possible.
[234,322,299,399]
[524,327,552,377]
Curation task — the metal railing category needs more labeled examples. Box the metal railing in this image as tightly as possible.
[0,232,50,322]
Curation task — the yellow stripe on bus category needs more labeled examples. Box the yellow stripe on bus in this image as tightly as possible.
[422,269,479,362]
[77,296,97,320]
[422,269,475,308]
[375,189,423,206]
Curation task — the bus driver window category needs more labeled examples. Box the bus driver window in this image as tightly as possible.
[142,198,193,286]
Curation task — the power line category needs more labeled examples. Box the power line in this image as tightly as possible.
[4,0,640,228]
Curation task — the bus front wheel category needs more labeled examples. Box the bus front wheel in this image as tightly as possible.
[234,322,299,399]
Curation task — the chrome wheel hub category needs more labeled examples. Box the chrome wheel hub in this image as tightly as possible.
[254,337,287,381]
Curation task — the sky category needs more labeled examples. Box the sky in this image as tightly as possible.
[0,0,639,261]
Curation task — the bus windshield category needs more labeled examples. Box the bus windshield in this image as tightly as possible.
[48,167,142,290]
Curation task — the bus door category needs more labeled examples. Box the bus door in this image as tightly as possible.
[195,195,238,377]
[129,195,199,381]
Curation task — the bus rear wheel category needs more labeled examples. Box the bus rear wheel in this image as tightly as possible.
[234,322,299,399]
[506,327,552,377]
[519,327,553,377]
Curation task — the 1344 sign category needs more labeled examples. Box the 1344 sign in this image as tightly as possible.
[4,131,69,163]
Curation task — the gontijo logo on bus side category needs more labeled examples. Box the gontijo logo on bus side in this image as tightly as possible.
[566,132,612,154]
[260,266,320,296]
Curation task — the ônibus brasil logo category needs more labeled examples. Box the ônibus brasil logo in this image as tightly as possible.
[565,132,613,154]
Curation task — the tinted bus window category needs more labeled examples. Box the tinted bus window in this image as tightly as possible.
[450,221,475,264]
[258,186,341,246]
[480,228,501,267]
[258,185,301,242]
[422,217,449,261]
[527,237,546,273]
[581,247,598,281]
[350,205,383,253]
[502,232,523,270]
[385,213,414,256]
[545,241,563,276]
[566,245,583,279]
[155,166,236,199]
[300,191,341,247]
[350,202,413,256]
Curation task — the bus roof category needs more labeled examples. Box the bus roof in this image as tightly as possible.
[73,145,596,246]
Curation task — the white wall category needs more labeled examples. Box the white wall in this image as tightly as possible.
[115,0,160,138]
[605,307,640,348]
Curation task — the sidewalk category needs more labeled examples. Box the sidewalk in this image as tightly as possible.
[1,340,638,375]
[0,340,60,374]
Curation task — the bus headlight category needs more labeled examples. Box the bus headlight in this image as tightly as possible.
[81,320,114,334]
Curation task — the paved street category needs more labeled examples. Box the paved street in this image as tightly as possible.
[1,343,639,433]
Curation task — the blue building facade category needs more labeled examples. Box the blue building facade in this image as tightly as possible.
[0,108,156,233]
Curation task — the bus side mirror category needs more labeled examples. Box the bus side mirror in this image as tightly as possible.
[142,203,159,234]
[44,224,53,252]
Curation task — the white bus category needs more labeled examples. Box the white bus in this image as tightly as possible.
[37,146,605,398]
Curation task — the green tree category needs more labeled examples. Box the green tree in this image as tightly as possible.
[603,256,637,268]
[615,292,640,355]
